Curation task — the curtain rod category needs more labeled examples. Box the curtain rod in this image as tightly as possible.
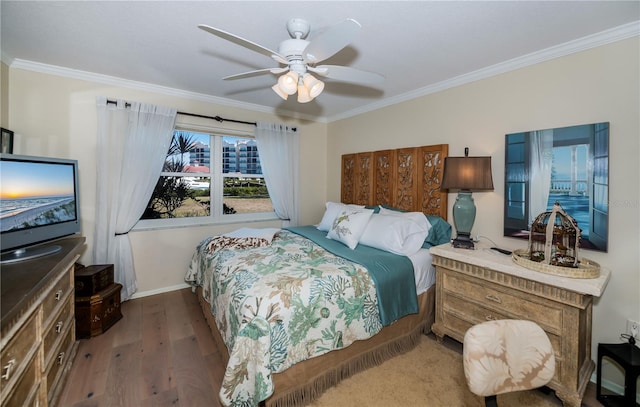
[105,99,296,132]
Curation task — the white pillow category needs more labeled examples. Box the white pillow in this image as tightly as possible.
[317,202,365,231]
[327,208,374,249]
[223,227,281,243]
[359,213,430,256]
[378,207,432,237]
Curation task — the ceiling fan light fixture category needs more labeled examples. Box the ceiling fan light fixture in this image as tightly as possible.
[297,83,312,103]
[278,71,299,95]
[303,74,324,98]
[272,84,288,100]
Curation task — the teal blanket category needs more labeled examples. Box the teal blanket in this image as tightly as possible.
[286,226,418,325]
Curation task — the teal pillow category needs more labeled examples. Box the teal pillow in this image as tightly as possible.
[423,215,452,248]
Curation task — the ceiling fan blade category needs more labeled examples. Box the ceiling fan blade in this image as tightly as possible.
[198,24,288,64]
[311,65,384,85]
[223,67,289,80]
[303,19,361,64]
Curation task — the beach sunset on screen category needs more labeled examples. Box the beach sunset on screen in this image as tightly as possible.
[1,161,74,199]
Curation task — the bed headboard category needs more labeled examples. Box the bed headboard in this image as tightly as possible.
[341,144,448,220]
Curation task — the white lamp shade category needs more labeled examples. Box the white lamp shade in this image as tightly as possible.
[303,74,324,98]
[278,71,299,95]
[297,83,312,103]
[271,84,288,100]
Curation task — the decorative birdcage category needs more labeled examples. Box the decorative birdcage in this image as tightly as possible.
[529,202,581,267]
[512,202,600,278]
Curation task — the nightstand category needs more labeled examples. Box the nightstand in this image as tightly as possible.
[596,342,640,406]
[429,243,611,407]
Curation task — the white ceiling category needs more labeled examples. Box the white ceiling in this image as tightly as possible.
[2,1,639,122]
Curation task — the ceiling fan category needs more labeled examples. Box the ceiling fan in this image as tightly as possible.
[198,18,384,103]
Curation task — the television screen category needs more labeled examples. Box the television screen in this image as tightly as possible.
[0,153,81,263]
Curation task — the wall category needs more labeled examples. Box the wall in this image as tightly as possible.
[328,37,640,387]
[1,62,8,126]
[5,68,328,295]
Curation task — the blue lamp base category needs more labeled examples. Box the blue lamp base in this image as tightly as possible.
[452,191,476,249]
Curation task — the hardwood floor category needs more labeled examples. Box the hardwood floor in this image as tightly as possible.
[59,288,225,407]
[59,288,603,407]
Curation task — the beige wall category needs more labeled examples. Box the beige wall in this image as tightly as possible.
[1,62,8,127]
[328,37,640,374]
[6,69,328,295]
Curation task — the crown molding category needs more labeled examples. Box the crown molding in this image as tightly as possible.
[329,20,640,122]
[8,59,325,123]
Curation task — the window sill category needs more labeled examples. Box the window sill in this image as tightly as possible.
[133,213,281,232]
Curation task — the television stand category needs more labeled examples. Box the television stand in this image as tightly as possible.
[1,244,62,264]
[1,236,85,406]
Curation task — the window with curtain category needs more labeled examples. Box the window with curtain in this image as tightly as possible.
[137,128,276,228]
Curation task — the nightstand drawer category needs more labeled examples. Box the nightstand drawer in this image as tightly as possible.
[442,270,563,334]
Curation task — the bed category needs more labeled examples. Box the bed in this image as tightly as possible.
[186,144,450,407]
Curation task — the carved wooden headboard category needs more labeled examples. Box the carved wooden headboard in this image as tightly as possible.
[341,144,448,220]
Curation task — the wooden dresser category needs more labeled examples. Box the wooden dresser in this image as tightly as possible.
[430,243,610,407]
[1,236,85,407]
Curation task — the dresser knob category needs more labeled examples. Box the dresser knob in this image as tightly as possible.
[55,289,63,301]
[485,294,502,304]
[485,315,497,321]
[57,352,65,365]
[56,321,64,333]
[2,359,16,380]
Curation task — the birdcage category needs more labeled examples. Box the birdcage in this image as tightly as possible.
[512,202,600,278]
[528,202,581,267]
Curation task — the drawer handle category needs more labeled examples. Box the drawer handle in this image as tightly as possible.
[55,289,63,301]
[57,352,65,365]
[485,294,502,304]
[56,321,64,333]
[485,315,497,321]
[2,359,16,380]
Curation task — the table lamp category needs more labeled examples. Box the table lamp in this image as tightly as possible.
[441,147,494,249]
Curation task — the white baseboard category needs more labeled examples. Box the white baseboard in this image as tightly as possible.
[130,283,191,299]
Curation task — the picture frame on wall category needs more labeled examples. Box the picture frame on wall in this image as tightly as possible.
[1,128,14,154]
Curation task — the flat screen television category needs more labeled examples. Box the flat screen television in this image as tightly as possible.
[0,153,81,264]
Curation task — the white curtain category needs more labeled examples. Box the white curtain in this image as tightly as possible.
[529,129,554,225]
[254,122,300,226]
[94,96,177,301]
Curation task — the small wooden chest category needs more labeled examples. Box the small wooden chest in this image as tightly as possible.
[75,264,114,296]
[75,283,123,339]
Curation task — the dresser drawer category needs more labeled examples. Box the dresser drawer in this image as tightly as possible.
[45,324,74,403]
[42,269,72,327]
[1,351,39,407]
[1,312,39,390]
[43,295,74,367]
[442,270,563,334]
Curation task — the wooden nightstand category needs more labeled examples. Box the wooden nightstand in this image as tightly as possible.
[430,243,610,407]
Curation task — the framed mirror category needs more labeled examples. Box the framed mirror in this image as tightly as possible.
[504,122,609,252]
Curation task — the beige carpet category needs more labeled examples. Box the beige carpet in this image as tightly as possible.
[309,334,561,407]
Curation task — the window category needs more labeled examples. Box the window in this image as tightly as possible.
[137,129,275,228]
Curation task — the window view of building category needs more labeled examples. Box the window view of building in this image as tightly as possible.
[140,130,273,222]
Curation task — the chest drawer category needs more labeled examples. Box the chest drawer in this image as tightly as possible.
[1,312,38,390]
[42,269,72,326]
[43,294,74,367]
[442,269,563,334]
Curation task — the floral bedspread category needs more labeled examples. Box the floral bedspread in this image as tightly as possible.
[185,230,383,407]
